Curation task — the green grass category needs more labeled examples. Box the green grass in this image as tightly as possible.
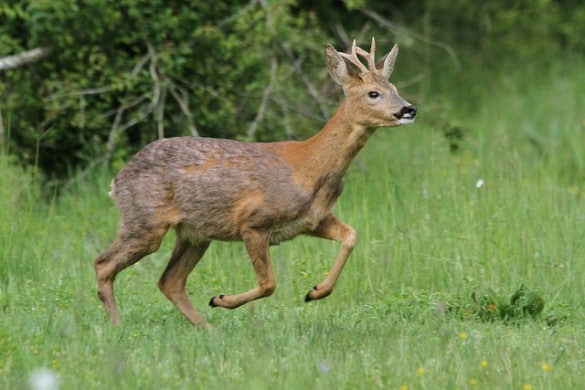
[2,56,585,389]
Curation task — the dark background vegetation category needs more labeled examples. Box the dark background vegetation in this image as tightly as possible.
[1,0,584,182]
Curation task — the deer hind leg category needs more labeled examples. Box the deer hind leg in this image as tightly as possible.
[94,227,167,325]
[158,229,212,329]
[209,229,275,309]
[305,213,357,302]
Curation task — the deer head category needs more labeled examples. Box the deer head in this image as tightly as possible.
[325,38,416,128]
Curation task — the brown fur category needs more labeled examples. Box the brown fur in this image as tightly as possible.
[94,39,416,329]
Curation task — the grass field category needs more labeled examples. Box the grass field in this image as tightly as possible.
[1,55,585,389]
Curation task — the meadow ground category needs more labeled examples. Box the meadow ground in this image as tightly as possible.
[1,55,584,389]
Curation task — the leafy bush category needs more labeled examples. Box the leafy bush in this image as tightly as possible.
[0,1,330,176]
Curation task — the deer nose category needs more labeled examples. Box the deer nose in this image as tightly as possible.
[399,105,417,119]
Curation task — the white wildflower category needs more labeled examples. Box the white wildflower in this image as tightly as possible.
[29,367,59,390]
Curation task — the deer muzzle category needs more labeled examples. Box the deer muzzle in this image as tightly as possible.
[395,105,417,124]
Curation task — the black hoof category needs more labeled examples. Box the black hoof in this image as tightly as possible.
[304,286,318,302]
[209,294,225,307]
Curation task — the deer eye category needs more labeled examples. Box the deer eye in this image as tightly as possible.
[368,91,380,98]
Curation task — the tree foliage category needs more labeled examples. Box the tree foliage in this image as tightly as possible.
[1,0,331,176]
[0,0,583,179]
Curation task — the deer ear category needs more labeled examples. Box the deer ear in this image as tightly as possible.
[325,44,358,86]
[377,44,399,79]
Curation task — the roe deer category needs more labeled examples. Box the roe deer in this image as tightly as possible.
[94,38,416,329]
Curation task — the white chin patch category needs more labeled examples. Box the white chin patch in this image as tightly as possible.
[398,117,415,125]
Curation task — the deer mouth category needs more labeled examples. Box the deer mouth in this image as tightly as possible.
[395,105,417,124]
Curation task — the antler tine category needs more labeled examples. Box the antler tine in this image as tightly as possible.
[353,37,377,71]
[338,39,369,74]
[338,39,378,73]
[369,37,376,67]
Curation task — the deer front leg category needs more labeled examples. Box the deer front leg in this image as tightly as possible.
[305,213,357,302]
[209,229,276,309]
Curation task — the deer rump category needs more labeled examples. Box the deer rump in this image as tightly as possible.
[111,136,343,245]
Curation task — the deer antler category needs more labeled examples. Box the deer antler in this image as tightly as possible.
[338,38,378,74]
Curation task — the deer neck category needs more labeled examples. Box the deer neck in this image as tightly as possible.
[285,100,375,189]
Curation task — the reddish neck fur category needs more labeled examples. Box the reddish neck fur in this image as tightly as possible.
[276,100,374,189]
